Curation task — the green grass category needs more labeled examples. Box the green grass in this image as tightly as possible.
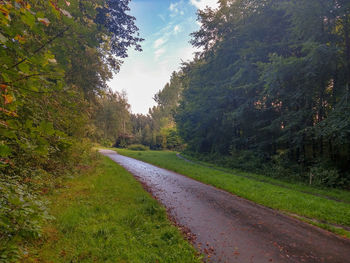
[180,153,350,204]
[289,215,350,239]
[114,149,350,231]
[24,156,200,263]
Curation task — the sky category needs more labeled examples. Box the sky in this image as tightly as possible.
[108,0,219,114]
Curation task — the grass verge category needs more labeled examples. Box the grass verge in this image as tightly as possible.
[23,155,200,263]
[114,149,350,236]
[179,154,350,203]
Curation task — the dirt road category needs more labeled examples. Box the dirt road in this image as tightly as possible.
[100,150,350,263]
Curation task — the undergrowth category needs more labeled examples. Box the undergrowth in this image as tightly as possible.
[0,140,96,263]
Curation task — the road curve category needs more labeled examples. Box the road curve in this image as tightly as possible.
[100,150,350,263]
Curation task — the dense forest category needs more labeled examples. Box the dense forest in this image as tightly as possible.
[121,0,350,188]
[168,0,350,188]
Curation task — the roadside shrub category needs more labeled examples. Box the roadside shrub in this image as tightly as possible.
[309,166,348,188]
[182,148,350,189]
[100,138,113,147]
[227,150,265,171]
[182,150,265,172]
[160,127,185,151]
[0,139,96,262]
[262,153,303,181]
[0,176,51,263]
[127,144,149,151]
[263,163,302,181]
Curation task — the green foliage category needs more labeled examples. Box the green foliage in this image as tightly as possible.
[129,71,185,150]
[0,176,50,262]
[160,126,184,151]
[309,163,350,188]
[0,0,141,260]
[174,0,350,187]
[99,138,113,147]
[264,153,303,181]
[228,150,265,171]
[127,144,150,151]
[92,89,131,144]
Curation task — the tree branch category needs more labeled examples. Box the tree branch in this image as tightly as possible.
[9,27,70,70]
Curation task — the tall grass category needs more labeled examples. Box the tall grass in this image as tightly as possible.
[24,156,200,262]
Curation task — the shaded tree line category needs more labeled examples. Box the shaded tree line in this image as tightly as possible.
[175,0,350,187]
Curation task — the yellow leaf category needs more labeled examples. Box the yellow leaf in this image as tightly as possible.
[0,6,10,20]
[3,94,14,104]
[15,34,26,44]
[49,0,60,11]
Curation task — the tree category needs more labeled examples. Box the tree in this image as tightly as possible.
[0,0,142,259]
[93,89,131,145]
[175,0,350,186]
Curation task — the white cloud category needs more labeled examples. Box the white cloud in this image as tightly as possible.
[173,25,181,34]
[169,2,178,12]
[154,37,167,49]
[109,0,204,114]
[154,48,166,59]
[189,0,219,10]
[169,1,185,17]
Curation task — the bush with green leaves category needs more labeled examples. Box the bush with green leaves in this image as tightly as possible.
[127,144,150,151]
[309,165,349,188]
[0,176,51,262]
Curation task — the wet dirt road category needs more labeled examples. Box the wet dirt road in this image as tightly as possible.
[100,150,350,263]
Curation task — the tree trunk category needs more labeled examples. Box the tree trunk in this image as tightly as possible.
[344,15,350,97]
